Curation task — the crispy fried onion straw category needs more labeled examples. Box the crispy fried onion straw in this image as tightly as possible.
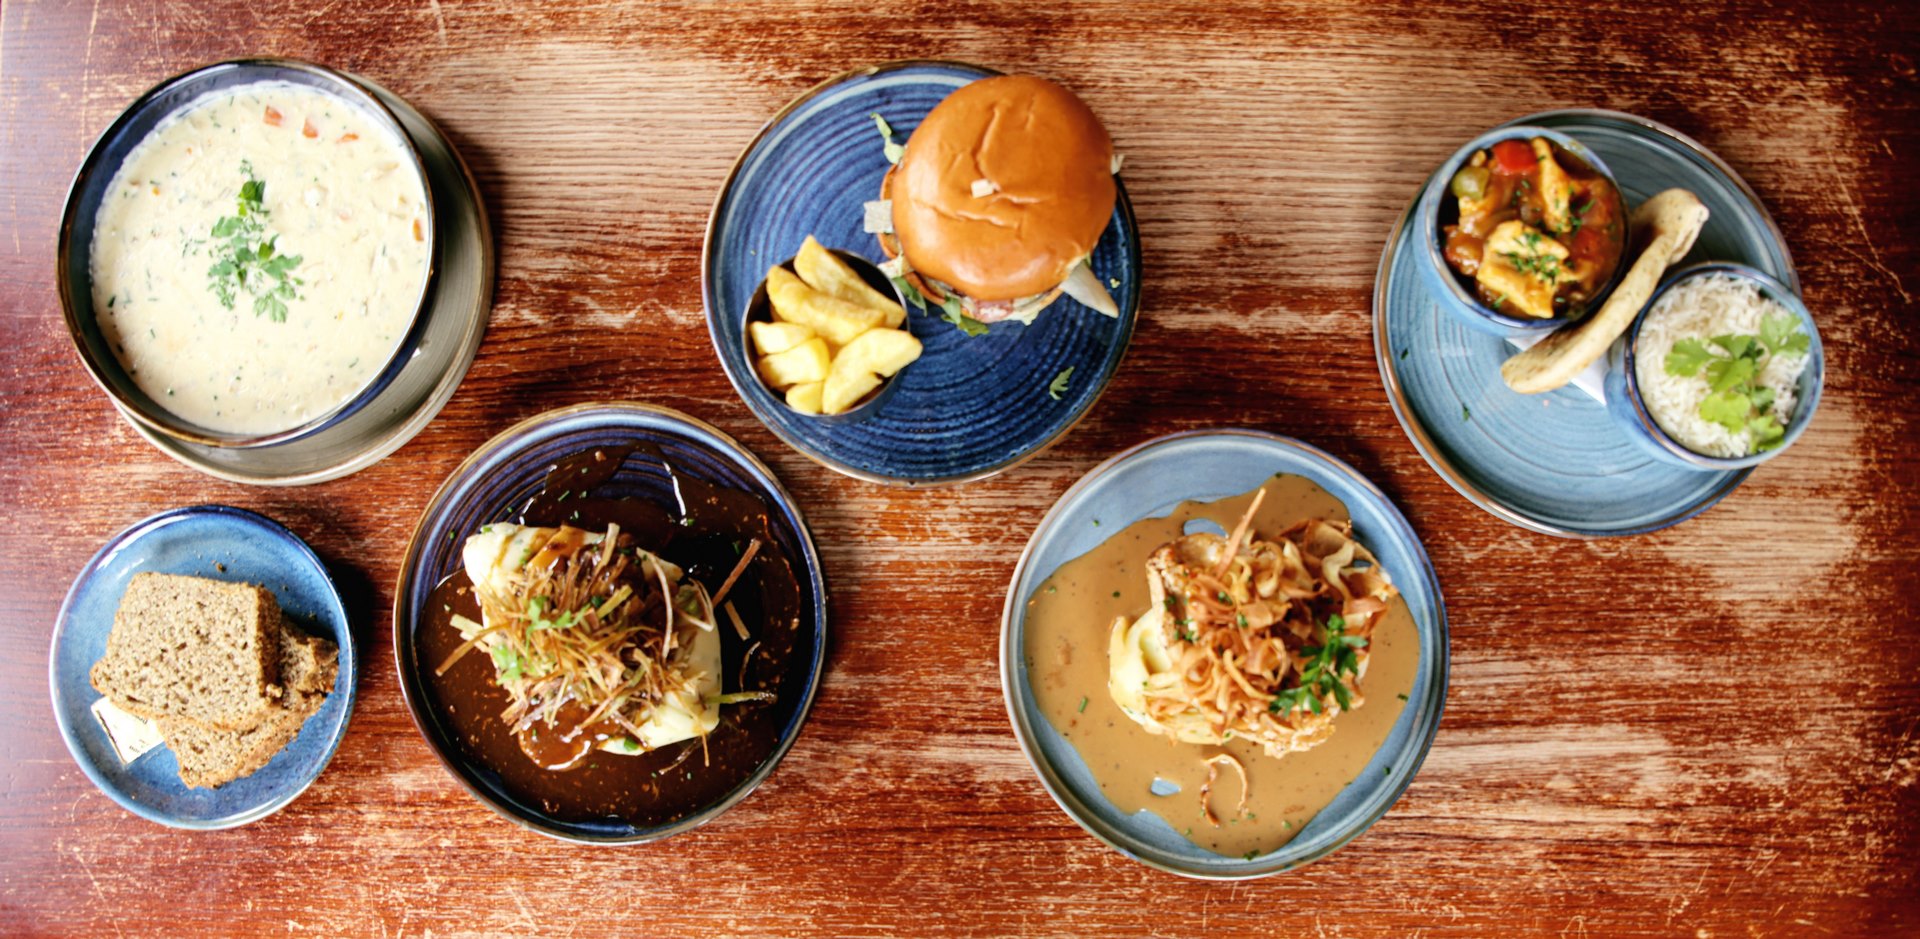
[1199,753,1250,828]
[1137,498,1399,761]
[436,526,769,758]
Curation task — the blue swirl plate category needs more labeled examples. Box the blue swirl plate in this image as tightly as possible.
[49,505,358,829]
[392,402,828,843]
[704,60,1141,486]
[1374,110,1796,536]
[1000,430,1448,878]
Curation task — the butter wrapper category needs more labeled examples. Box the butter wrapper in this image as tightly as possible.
[90,697,164,765]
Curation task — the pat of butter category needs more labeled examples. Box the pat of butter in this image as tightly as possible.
[90,697,165,765]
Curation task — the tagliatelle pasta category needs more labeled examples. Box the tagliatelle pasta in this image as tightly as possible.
[1109,491,1400,762]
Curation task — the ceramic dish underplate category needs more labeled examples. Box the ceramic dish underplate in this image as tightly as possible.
[392,402,827,843]
[704,60,1142,486]
[49,505,358,829]
[1374,109,1797,536]
[120,73,493,486]
[1001,430,1448,878]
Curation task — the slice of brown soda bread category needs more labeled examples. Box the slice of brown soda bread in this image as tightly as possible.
[89,573,283,731]
[161,618,339,789]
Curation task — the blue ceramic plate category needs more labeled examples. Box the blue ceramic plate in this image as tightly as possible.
[1375,110,1796,537]
[704,60,1141,486]
[49,505,358,829]
[392,402,827,843]
[1000,430,1448,878]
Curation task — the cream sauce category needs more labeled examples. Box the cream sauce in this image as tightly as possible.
[1024,476,1419,858]
[90,81,430,435]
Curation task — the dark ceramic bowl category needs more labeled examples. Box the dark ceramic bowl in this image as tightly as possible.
[741,248,908,423]
[57,58,439,449]
[392,403,828,844]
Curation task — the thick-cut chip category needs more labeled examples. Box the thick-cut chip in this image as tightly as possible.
[785,381,824,415]
[794,236,906,327]
[1501,189,1709,394]
[757,337,831,390]
[767,266,884,347]
[822,328,922,414]
[822,370,881,416]
[750,320,816,356]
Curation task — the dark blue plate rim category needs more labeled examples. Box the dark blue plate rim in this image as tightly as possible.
[1371,109,1783,538]
[998,429,1449,879]
[700,58,1142,487]
[47,504,358,830]
[390,401,829,844]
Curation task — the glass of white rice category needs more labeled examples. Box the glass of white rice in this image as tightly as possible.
[1605,263,1823,470]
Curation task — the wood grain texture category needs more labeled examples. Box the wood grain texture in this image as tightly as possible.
[3,0,1917,935]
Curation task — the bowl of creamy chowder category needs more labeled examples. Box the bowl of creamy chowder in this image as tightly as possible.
[59,59,436,448]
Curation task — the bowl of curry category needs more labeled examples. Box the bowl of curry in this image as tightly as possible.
[1418,126,1627,336]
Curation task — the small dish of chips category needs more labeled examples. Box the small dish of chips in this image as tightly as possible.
[742,236,922,422]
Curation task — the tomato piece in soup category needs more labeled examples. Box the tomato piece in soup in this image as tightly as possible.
[1490,139,1538,175]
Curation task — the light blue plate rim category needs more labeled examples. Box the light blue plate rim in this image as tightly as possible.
[1372,109,1790,538]
[998,429,1449,879]
[47,504,358,830]
[700,59,1141,487]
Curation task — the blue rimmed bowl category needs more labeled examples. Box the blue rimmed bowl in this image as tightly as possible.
[703,60,1141,486]
[1416,126,1626,337]
[57,58,440,450]
[1605,262,1823,470]
[49,505,359,829]
[1000,430,1448,879]
[391,402,828,844]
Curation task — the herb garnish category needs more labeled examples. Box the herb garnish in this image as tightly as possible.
[940,296,990,337]
[206,161,302,322]
[1662,312,1808,453]
[1048,366,1074,400]
[1266,614,1367,716]
[525,596,580,633]
[1501,230,1563,285]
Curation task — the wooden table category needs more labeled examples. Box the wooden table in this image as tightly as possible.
[4,1,1916,935]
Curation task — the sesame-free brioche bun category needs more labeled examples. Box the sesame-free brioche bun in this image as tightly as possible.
[889,75,1115,302]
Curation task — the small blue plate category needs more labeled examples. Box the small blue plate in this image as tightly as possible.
[703,60,1141,486]
[393,402,828,843]
[1374,110,1797,537]
[49,505,358,829]
[1000,430,1448,878]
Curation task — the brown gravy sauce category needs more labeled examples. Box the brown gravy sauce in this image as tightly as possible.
[420,445,808,827]
[1024,475,1419,857]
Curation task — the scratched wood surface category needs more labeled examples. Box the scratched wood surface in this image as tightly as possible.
[2,1,1916,936]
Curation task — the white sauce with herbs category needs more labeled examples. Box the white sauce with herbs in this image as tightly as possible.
[90,81,431,435]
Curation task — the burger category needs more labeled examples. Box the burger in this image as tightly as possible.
[869,74,1121,331]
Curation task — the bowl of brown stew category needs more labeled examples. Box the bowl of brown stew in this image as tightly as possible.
[1418,126,1628,336]
[392,402,827,843]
